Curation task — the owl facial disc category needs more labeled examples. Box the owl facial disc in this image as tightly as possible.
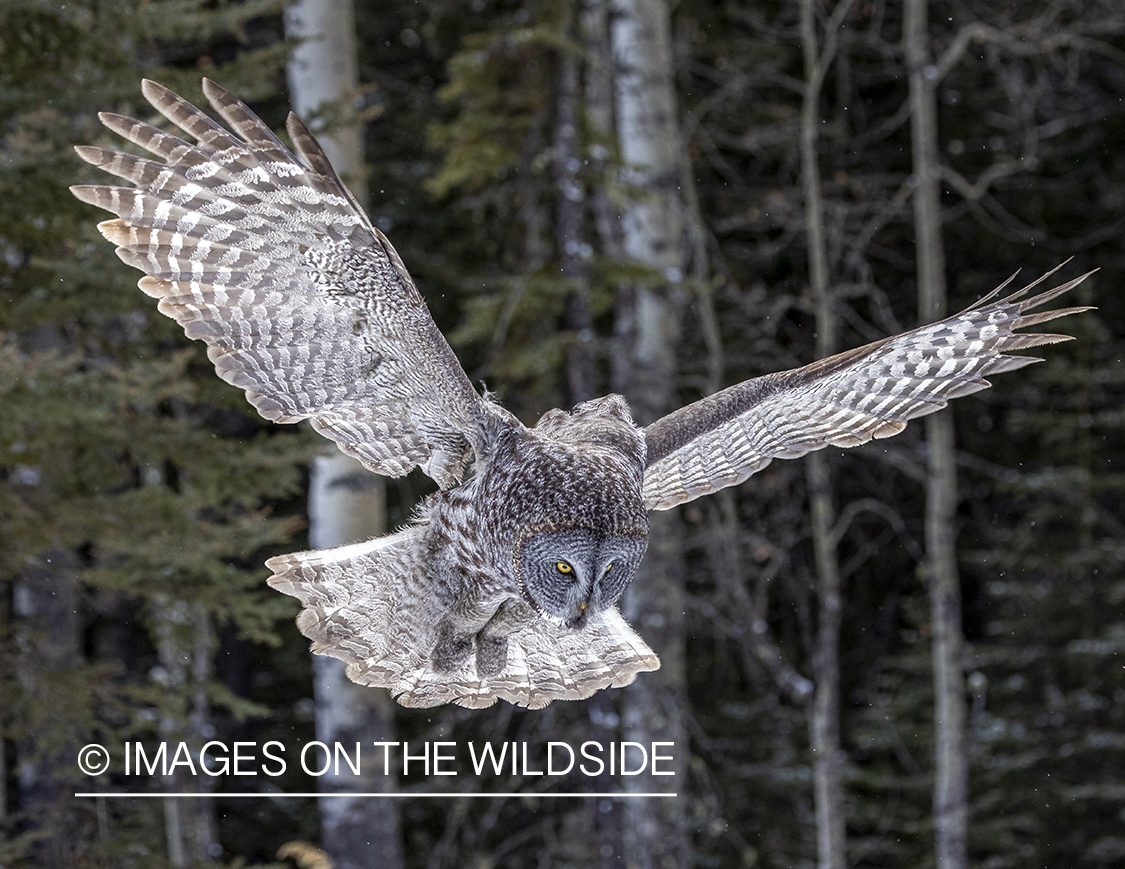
[515,528,647,629]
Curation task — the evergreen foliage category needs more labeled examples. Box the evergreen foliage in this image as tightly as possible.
[0,0,315,864]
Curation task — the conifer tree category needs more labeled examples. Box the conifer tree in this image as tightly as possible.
[0,1,310,863]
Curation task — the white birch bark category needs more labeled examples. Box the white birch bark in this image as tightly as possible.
[612,0,686,415]
[155,599,217,867]
[285,3,403,866]
[286,0,363,178]
[610,1,690,864]
[904,0,969,865]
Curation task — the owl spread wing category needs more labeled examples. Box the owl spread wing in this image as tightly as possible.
[71,79,487,488]
[642,268,1093,511]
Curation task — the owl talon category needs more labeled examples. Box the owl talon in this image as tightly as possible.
[432,623,473,673]
[476,634,509,677]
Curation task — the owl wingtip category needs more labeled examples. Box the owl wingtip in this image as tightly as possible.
[201,78,229,102]
[140,78,165,100]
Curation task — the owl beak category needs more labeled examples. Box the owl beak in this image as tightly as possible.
[566,601,590,630]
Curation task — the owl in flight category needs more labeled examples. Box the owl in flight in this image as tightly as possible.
[72,80,1090,709]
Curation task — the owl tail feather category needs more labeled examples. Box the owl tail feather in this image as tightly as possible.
[266,530,660,709]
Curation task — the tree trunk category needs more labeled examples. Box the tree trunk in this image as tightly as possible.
[581,0,623,262]
[609,1,690,865]
[285,3,404,867]
[578,7,630,864]
[14,550,82,869]
[0,662,5,828]
[156,599,218,867]
[799,1,847,866]
[306,455,404,868]
[286,0,364,180]
[904,1,969,866]
[806,455,845,869]
[555,22,594,406]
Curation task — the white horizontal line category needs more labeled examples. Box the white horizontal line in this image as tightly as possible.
[76,792,676,799]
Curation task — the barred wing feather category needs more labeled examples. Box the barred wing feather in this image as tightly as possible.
[642,268,1093,511]
[266,531,659,710]
[71,79,486,489]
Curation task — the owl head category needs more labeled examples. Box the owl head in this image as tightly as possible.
[514,525,648,629]
[497,405,649,628]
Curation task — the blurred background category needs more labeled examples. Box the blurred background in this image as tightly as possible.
[1,0,1122,866]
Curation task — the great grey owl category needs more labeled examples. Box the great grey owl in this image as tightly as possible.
[71,80,1091,709]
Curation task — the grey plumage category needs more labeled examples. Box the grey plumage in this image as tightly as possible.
[641,269,1092,510]
[72,80,1092,708]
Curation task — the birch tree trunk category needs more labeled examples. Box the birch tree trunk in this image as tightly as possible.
[904,1,969,865]
[155,599,218,867]
[799,1,847,863]
[285,3,404,866]
[610,1,690,864]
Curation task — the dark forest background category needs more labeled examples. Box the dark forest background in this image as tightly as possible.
[1,0,1123,867]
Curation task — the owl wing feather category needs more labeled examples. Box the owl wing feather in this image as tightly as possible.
[642,267,1093,510]
[266,531,659,709]
[70,79,487,488]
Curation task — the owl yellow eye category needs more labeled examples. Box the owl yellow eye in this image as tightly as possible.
[604,562,613,573]
[556,561,573,575]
